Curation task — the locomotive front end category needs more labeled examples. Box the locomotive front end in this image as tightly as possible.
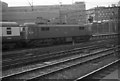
[1,22,22,49]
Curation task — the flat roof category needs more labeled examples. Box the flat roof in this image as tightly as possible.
[0,22,19,27]
[24,23,85,27]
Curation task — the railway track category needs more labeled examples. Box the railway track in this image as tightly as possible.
[2,39,117,69]
[75,59,119,81]
[2,34,118,67]
[3,33,118,52]
[2,40,102,58]
[3,37,117,60]
[2,45,119,80]
[3,38,116,57]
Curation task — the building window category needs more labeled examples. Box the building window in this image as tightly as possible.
[41,27,49,31]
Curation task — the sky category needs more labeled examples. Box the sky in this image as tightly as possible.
[1,0,119,9]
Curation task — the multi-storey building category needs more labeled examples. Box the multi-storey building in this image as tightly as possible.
[118,1,120,6]
[117,6,120,31]
[87,6,119,22]
[1,1,86,25]
[87,6,119,34]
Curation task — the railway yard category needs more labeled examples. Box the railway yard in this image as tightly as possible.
[1,34,120,81]
[1,1,120,81]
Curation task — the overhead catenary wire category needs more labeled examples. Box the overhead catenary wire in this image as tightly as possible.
[26,0,34,11]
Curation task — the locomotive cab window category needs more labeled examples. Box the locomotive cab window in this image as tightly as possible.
[6,27,12,35]
[41,27,49,31]
[7,31,12,34]
[79,27,84,30]
[7,27,11,30]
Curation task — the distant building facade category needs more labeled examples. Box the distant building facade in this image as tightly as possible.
[87,6,119,22]
[118,6,120,33]
[118,1,120,6]
[87,6,120,34]
[1,1,86,25]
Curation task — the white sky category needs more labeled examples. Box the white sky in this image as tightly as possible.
[1,0,119,9]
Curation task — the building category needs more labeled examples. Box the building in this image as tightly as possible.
[118,6,120,33]
[118,1,120,6]
[87,6,119,22]
[87,6,120,34]
[1,1,86,25]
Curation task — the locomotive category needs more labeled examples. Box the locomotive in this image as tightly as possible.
[1,22,92,49]
[1,22,24,49]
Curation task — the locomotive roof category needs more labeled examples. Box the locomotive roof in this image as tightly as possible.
[0,22,19,27]
[24,23,85,27]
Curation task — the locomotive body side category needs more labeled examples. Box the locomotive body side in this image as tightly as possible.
[26,25,90,38]
[23,23,92,46]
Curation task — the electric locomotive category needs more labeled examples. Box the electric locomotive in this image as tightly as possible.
[2,22,92,50]
[22,23,92,46]
[1,22,23,49]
